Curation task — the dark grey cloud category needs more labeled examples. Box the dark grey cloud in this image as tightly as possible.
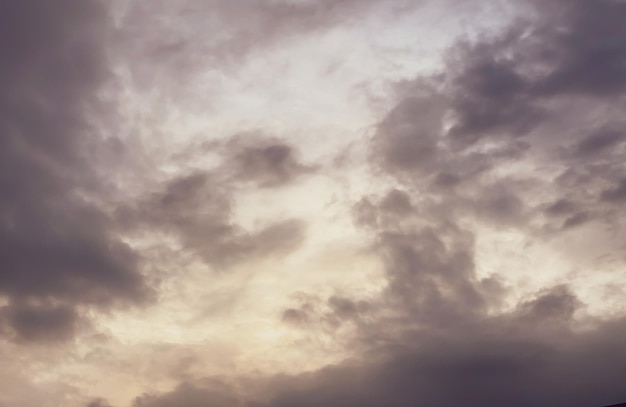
[515,285,581,326]
[343,0,626,403]
[352,184,511,345]
[545,199,589,228]
[371,95,446,176]
[119,168,306,267]
[281,307,311,326]
[265,317,626,407]
[136,314,626,407]
[86,399,114,407]
[561,211,590,229]
[133,380,240,407]
[87,399,111,407]
[379,189,414,216]
[113,133,312,269]
[372,0,626,234]
[601,179,626,204]
[475,184,526,226]
[366,0,626,346]
[447,0,626,144]
[545,198,577,216]
[282,294,372,334]
[224,136,315,188]
[133,292,626,407]
[575,129,625,157]
[0,0,151,342]
[353,189,418,231]
[532,0,626,97]
[446,40,541,144]
[176,133,315,189]
[0,301,78,343]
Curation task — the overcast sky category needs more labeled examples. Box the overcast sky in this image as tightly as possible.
[1,0,626,406]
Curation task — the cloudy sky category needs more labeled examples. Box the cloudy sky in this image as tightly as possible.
[1,0,626,406]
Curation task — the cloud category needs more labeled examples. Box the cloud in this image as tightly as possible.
[515,285,581,326]
[345,0,626,402]
[371,95,447,175]
[264,316,626,407]
[4,0,626,405]
[281,294,372,334]
[133,380,240,407]
[0,301,79,343]
[531,0,626,97]
[133,0,626,406]
[223,136,315,188]
[119,167,306,267]
[134,313,626,407]
[119,0,393,71]
[601,179,626,204]
[575,129,625,157]
[86,400,114,407]
[371,0,626,233]
[0,0,152,342]
[133,298,626,407]
[111,132,314,269]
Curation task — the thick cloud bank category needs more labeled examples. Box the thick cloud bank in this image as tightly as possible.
[0,0,152,343]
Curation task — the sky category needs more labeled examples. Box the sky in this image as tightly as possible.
[1,0,626,406]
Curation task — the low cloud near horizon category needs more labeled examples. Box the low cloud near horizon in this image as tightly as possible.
[1,0,625,406]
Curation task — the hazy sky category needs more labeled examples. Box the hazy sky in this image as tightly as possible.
[1,0,626,406]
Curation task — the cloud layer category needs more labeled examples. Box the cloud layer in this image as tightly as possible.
[130,0,626,406]
[1,0,625,406]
